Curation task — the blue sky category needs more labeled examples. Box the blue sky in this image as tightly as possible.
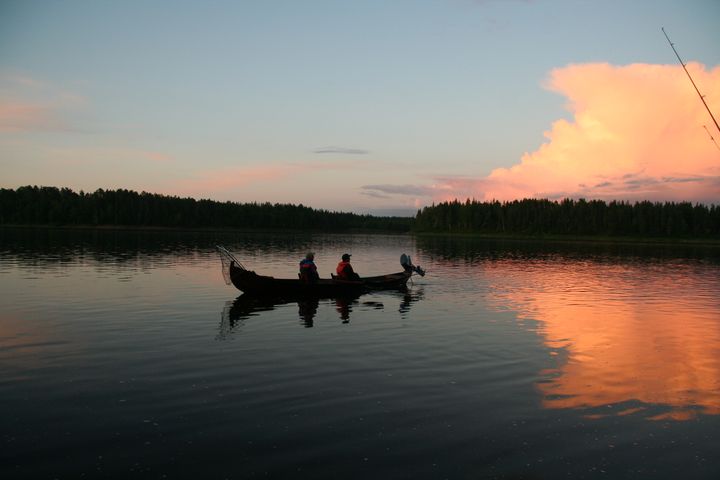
[1,0,719,214]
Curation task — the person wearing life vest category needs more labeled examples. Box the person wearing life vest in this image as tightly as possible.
[299,252,319,283]
[336,253,360,281]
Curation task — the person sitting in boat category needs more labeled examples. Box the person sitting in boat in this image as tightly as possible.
[299,252,319,283]
[336,253,360,281]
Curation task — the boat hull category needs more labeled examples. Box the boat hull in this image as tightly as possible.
[229,262,412,296]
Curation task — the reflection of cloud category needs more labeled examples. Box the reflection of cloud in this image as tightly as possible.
[486,259,720,420]
[0,312,55,376]
[313,146,369,155]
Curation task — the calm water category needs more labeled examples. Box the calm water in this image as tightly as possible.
[1,228,719,479]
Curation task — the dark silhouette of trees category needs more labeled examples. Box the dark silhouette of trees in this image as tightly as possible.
[0,186,411,232]
[3,187,718,238]
[414,198,720,238]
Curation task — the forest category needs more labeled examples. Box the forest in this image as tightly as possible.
[0,186,412,232]
[414,198,720,237]
[2,186,719,238]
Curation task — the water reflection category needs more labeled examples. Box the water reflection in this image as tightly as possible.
[415,235,720,421]
[416,234,720,264]
[483,258,720,421]
[399,287,424,317]
[219,288,423,336]
[334,297,352,324]
[299,297,320,326]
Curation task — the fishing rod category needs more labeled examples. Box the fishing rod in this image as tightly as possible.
[703,125,720,151]
[661,27,720,135]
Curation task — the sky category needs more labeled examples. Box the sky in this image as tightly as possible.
[1,0,719,215]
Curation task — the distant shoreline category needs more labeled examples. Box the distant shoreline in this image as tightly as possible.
[4,187,717,241]
[3,224,718,247]
[413,231,720,248]
[0,224,414,235]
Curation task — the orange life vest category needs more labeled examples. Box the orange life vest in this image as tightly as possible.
[336,261,352,278]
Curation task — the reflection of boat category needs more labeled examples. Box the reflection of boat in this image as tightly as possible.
[217,246,423,296]
[221,293,363,332]
[399,286,424,316]
[219,287,422,337]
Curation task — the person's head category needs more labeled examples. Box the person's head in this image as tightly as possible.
[341,253,351,262]
[306,252,315,260]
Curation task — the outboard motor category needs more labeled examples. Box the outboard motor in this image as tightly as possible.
[400,253,425,277]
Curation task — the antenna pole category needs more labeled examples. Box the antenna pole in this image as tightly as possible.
[662,27,720,135]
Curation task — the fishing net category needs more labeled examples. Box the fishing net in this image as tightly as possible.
[216,245,244,285]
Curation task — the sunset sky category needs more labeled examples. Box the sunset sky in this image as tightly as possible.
[1,0,719,215]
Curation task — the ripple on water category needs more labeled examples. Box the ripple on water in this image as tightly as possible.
[1,231,719,479]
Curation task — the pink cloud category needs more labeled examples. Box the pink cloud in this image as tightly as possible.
[0,101,65,132]
[471,62,720,203]
[144,151,173,163]
[0,72,87,132]
[378,63,719,204]
[1,72,45,88]
[170,161,352,199]
[175,164,299,195]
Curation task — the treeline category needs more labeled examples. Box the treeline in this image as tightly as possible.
[4,187,719,238]
[414,198,720,237]
[0,186,412,232]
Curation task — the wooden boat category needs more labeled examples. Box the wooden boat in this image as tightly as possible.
[217,246,422,297]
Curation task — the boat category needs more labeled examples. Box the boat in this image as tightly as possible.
[217,246,424,296]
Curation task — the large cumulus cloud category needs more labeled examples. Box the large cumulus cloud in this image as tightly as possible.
[478,62,720,203]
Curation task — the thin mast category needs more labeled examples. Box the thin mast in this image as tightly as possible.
[662,27,720,135]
